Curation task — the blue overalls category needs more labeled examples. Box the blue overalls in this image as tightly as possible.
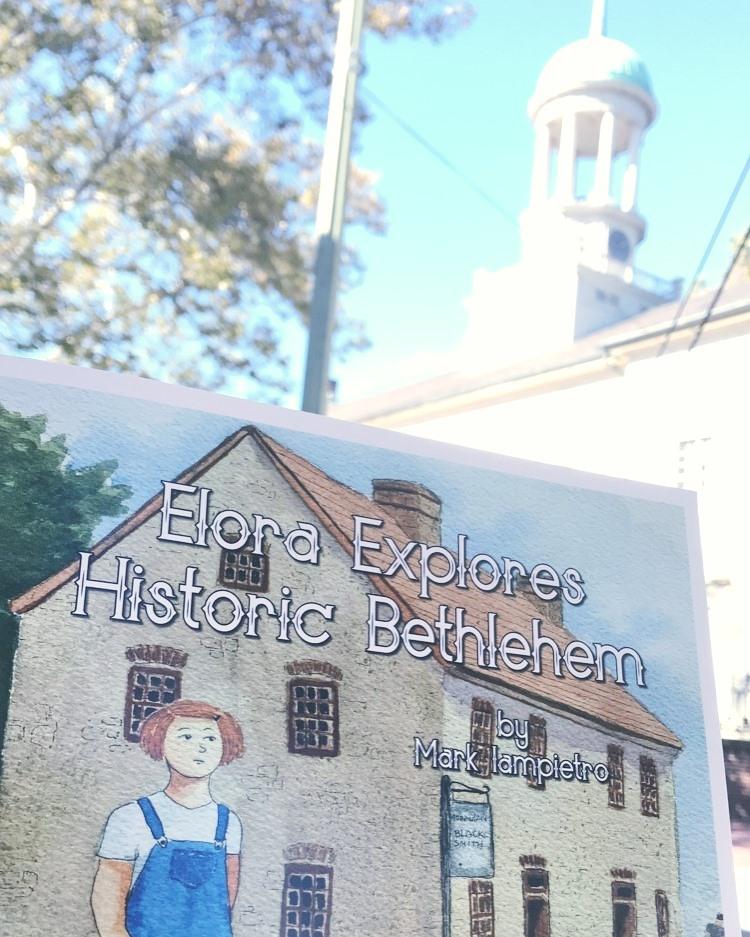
[125,797,233,937]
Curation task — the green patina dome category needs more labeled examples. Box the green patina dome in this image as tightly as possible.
[534,35,654,101]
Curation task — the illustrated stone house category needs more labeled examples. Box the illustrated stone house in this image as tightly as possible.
[0,426,682,936]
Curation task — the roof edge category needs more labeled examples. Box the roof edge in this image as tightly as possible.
[332,294,750,428]
[8,426,255,615]
[449,664,682,751]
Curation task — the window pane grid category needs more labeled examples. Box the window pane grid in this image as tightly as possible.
[608,745,625,808]
[219,545,268,590]
[640,756,659,817]
[470,698,494,779]
[469,880,495,937]
[528,715,547,790]
[281,864,332,937]
[288,680,339,757]
[124,666,182,741]
[522,866,550,937]
[612,880,637,937]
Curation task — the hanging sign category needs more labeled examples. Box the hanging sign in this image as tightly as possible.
[445,782,494,878]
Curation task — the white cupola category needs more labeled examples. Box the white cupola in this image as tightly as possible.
[518,0,675,340]
[460,1,680,366]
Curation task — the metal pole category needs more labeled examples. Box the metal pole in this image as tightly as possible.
[441,774,452,937]
[301,0,366,414]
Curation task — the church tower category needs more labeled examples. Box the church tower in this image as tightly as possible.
[462,1,680,364]
[521,0,675,338]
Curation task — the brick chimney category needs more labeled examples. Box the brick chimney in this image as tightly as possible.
[372,479,442,544]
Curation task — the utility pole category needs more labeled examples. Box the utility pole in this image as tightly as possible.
[301,0,366,415]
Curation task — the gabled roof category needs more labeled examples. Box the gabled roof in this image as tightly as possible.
[10,425,681,750]
[9,426,254,615]
[256,431,681,750]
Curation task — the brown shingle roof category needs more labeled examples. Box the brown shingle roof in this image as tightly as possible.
[10,425,681,749]
[254,431,681,750]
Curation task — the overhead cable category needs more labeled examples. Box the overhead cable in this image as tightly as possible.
[657,155,750,356]
[362,87,518,227]
[688,222,750,351]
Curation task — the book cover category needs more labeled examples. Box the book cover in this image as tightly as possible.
[0,357,738,936]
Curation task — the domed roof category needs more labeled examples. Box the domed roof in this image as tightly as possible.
[533,35,654,104]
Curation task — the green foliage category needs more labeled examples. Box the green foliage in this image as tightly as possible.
[0,0,472,398]
[0,404,131,609]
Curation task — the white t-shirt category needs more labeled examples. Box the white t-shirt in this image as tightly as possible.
[98,790,242,884]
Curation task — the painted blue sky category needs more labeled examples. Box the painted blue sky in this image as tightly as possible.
[294,0,750,406]
[0,370,727,931]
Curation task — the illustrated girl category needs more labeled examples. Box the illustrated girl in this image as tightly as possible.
[91,700,245,937]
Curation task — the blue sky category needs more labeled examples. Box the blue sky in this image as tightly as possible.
[304,0,750,405]
[0,372,727,931]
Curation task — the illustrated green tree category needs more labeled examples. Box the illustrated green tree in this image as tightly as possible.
[0,404,131,753]
[0,405,131,611]
[0,1,472,398]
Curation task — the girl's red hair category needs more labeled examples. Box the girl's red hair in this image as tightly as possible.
[139,699,245,765]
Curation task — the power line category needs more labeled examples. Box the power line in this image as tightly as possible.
[657,154,750,356]
[688,222,750,351]
[362,87,518,227]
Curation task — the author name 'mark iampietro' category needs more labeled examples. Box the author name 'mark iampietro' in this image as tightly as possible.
[413,710,611,785]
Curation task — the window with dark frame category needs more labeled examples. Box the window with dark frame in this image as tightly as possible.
[522,865,550,937]
[219,539,268,591]
[470,698,494,778]
[640,755,659,817]
[124,666,182,742]
[288,679,339,757]
[468,879,495,937]
[612,880,637,937]
[608,745,625,808]
[280,863,333,937]
[528,715,547,790]
[655,890,670,936]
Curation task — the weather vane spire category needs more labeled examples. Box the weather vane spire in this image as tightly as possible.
[589,0,607,37]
